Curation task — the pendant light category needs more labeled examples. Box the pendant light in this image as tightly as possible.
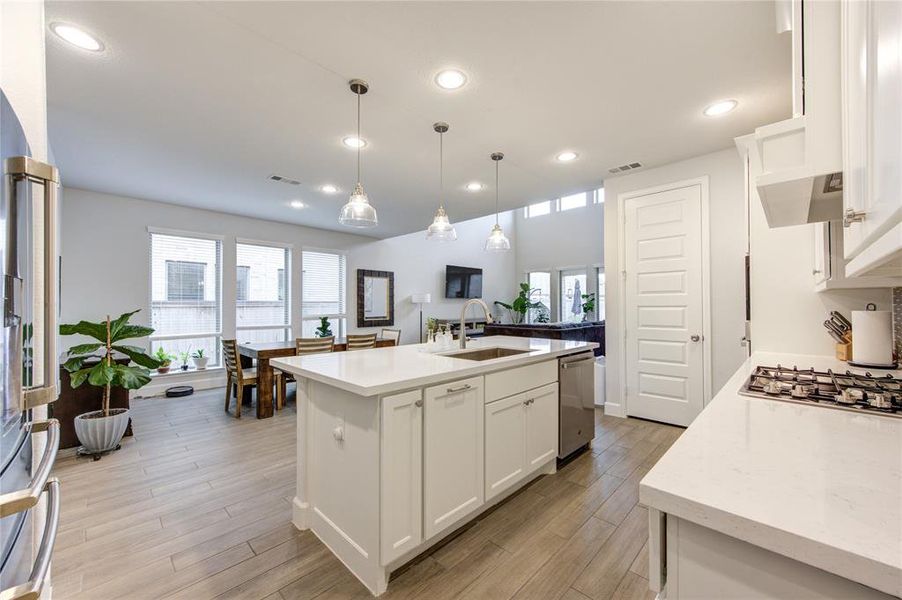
[485,152,511,252]
[426,122,457,241]
[339,79,378,228]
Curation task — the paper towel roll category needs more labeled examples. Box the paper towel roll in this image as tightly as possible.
[851,309,894,366]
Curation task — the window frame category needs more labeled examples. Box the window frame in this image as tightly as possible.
[301,248,348,339]
[236,241,292,343]
[148,228,224,367]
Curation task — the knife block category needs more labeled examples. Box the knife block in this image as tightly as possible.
[835,334,852,362]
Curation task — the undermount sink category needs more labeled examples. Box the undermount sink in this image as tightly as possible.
[444,347,532,361]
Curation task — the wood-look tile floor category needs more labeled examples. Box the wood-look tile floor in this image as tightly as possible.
[51,387,683,600]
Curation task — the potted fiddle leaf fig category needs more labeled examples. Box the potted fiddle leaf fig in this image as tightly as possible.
[60,310,161,457]
[315,316,333,338]
[494,282,548,325]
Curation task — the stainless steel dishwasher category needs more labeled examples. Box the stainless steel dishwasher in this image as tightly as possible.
[558,351,596,458]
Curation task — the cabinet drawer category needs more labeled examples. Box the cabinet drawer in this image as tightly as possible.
[485,360,557,404]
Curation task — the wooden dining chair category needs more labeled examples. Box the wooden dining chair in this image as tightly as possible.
[381,328,401,346]
[275,337,335,407]
[222,339,280,418]
[346,333,377,350]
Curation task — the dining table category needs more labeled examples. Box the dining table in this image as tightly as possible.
[237,337,396,418]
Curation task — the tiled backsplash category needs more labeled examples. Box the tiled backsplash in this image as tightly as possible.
[894,287,901,357]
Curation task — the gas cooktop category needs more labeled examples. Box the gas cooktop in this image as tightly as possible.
[739,365,901,418]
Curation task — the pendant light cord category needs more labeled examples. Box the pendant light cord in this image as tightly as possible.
[439,129,444,206]
[495,160,500,226]
[356,91,361,184]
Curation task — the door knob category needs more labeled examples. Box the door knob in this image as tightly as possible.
[690,335,701,342]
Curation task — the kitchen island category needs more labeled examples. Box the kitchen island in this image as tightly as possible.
[272,335,597,595]
[640,352,902,599]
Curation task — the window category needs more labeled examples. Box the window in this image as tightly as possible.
[594,187,605,204]
[302,250,346,338]
[524,200,552,218]
[596,267,606,321]
[559,192,587,211]
[150,232,222,366]
[559,268,588,323]
[526,272,551,323]
[236,265,250,302]
[166,260,205,301]
[236,242,291,343]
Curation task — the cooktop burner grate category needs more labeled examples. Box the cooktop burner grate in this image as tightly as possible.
[739,365,901,418]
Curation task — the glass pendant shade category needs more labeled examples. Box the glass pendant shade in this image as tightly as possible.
[339,182,378,228]
[484,223,511,252]
[485,151,510,252]
[426,205,457,241]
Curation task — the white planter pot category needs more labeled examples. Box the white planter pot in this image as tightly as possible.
[192,356,209,370]
[74,409,130,454]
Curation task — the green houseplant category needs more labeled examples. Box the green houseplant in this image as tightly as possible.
[60,309,161,456]
[580,292,596,321]
[315,316,333,338]
[191,348,209,370]
[153,346,174,374]
[494,283,548,325]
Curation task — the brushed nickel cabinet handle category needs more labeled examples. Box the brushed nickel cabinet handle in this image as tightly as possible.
[843,208,866,227]
[415,399,423,408]
[446,384,472,394]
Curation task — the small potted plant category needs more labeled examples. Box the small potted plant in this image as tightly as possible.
[60,310,161,458]
[191,348,209,370]
[154,347,174,373]
[178,350,190,371]
[315,316,333,338]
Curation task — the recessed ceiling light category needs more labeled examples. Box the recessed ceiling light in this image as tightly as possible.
[466,182,483,192]
[556,151,578,163]
[435,69,468,90]
[50,23,103,52]
[342,136,367,149]
[320,184,338,194]
[703,99,738,117]
[289,200,305,209]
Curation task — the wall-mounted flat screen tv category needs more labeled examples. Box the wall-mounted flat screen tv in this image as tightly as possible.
[445,265,483,299]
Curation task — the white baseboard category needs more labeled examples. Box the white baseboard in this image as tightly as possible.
[603,401,626,418]
[134,368,227,398]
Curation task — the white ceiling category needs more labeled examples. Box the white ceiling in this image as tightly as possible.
[45,1,791,238]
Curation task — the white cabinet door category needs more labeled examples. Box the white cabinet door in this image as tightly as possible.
[526,383,559,469]
[842,0,902,262]
[423,376,484,539]
[380,389,422,564]
[484,393,527,501]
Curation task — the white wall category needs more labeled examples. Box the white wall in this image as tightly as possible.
[603,148,749,414]
[346,212,518,345]
[514,197,604,322]
[744,140,892,355]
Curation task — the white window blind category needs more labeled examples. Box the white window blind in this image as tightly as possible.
[150,232,222,366]
[236,242,290,343]
[301,250,346,338]
[526,271,551,323]
[559,192,587,211]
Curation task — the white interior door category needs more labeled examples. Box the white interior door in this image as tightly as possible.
[624,184,705,426]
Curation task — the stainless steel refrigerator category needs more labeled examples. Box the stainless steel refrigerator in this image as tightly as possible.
[0,90,61,600]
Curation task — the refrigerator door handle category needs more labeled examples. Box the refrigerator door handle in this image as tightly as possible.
[0,419,59,518]
[6,157,59,406]
[0,478,60,600]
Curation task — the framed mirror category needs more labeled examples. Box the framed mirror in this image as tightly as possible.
[357,269,394,327]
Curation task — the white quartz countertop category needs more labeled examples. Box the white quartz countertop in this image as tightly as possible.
[270,335,597,397]
[639,351,902,597]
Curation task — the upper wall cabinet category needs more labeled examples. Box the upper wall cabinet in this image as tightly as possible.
[754,0,844,228]
[840,0,902,277]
